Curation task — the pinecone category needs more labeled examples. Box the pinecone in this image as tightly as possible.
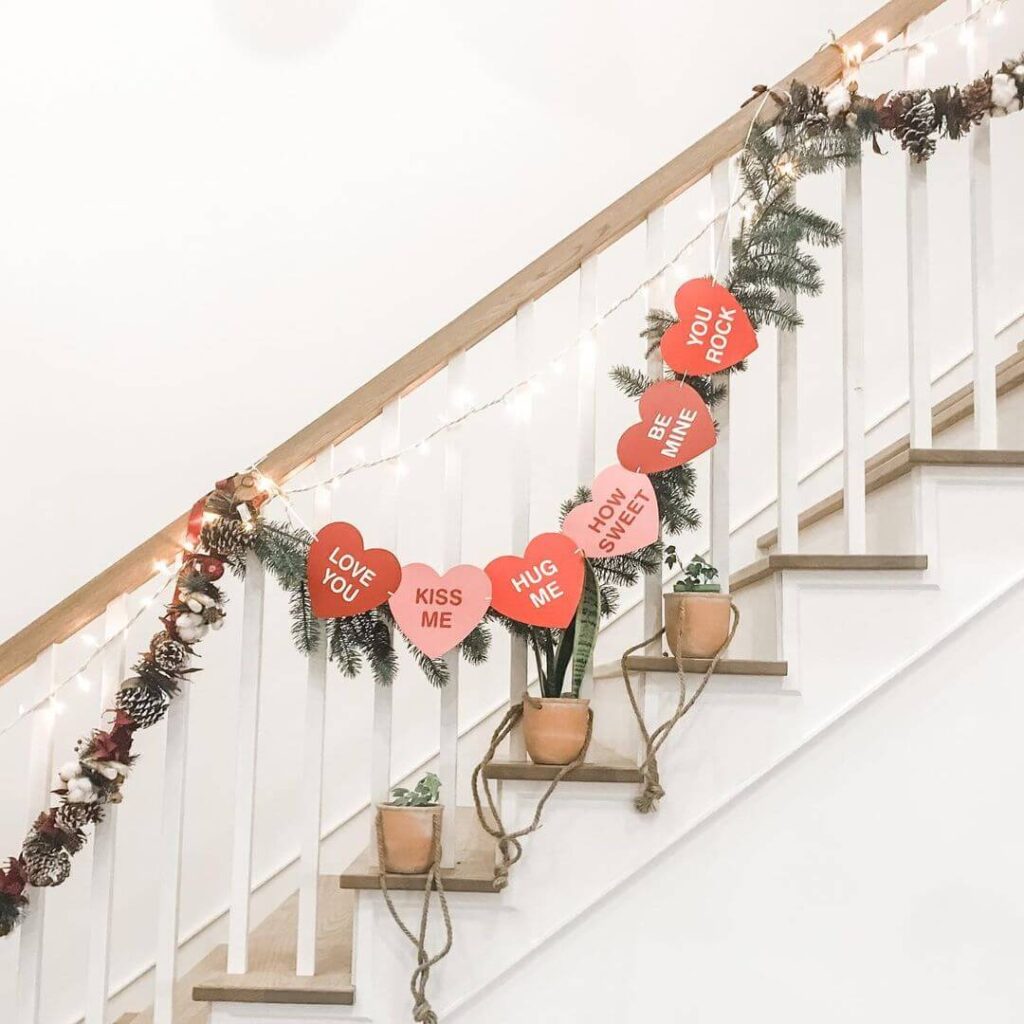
[54,802,104,830]
[116,680,169,728]
[150,631,190,673]
[962,74,992,122]
[895,93,937,163]
[200,516,250,557]
[21,835,71,888]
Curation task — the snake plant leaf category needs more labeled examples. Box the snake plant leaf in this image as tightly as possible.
[570,560,600,697]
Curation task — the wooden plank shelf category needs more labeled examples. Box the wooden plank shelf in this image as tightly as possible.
[732,554,928,593]
[594,656,788,680]
[339,807,500,894]
[483,743,642,784]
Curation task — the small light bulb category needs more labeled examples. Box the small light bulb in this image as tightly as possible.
[255,473,275,493]
[17,703,26,716]
[873,29,888,45]
[82,635,100,649]
[550,357,565,376]
[140,595,154,609]
[394,460,409,479]
[959,24,973,46]
[353,446,367,464]
[76,674,91,693]
[51,698,66,717]
[418,440,432,457]
[993,2,1006,25]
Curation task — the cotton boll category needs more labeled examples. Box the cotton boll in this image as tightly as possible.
[824,82,851,119]
[57,760,81,783]
[991,73,1016,111]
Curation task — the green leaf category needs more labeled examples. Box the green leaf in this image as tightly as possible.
[570,561,601,698]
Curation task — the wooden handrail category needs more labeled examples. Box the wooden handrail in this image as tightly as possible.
[0,0,944,686]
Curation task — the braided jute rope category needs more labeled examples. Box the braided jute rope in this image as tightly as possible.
[374,810,453,1023]
[621,598,740,813]
[470,694,594,891]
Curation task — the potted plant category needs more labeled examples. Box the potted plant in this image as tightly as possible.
[516,568,599,766]
[378,772,442,874]
[663,553,732,659]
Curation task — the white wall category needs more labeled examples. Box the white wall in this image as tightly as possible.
[0,0,899,642]
[447,585,1024,1023]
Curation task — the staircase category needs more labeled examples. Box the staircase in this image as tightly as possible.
[4,0,1024,1021]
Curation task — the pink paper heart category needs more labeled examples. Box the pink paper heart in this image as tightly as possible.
[562,465,659,557]
[389,563,492,659]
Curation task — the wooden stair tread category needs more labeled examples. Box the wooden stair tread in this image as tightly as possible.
[193,879,354,1005]
[339,806,500,894]
[483,742,642,784]
[595,656,788,679]
[757,448,1024,551]
[732,554,927,593]
[755,338,1024,553]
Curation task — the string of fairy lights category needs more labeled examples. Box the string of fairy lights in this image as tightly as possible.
[1,0,1017,740]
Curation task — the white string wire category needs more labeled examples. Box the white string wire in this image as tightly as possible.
[0,573,178,743]
[284,205,732,496]
[861,0,1008,64]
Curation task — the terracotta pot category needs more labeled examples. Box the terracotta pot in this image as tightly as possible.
[664,591,732,659]
[522,696,591,766]
[377,804,443,874]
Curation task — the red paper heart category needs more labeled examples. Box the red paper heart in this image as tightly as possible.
[562,465,659,557]
[616,379,716,474]
[389,563,492,658]
[307,522,402,618]
[660,279,758,376]
[485,533,584,629]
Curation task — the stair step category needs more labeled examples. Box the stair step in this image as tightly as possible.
[483,742,642,784]
[339,806,500,894]
[595,656,788,679]
[756,446,1024,552]
[732,554,928,593]
[192,879,354,1006]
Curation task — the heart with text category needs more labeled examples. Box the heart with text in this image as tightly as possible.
[660,278,757,376]
[389,563,492,658]
[307,522,402,618]
[485,533,584,629]
[562,465,659,557]
[616,379,716,474]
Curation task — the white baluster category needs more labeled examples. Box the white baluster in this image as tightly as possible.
[639,209,665,760]
[155,641,192,1024]
[440,356,466,869]
[576,256,598,700]
[773,130,800,553]
[297,449,333,975]
[85,596,129,1024]
[509,303,533,756]
[227,548,265,973]
[370,404,401,835]
[905,21,932,450]
[16,645,57,1024]
[710,161,733,583]
[966,0,998,448]
[841,71,867,554]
